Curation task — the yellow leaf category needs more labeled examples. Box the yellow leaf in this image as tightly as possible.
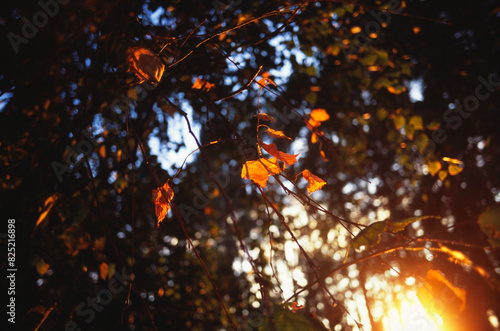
[241,158,281,188]
[405,124,415,140]
[255,112,276,122]
[409,115,424,130]
[258,141,299,167]
[442,157,463,165]
[477,205,500,249]
[257,71,276,87]
[448,164,463,176]
[127,47,165,85]
[438,170,448,181]
[427,161,442,176]
[301,169,326,194]
[393,115,405,130]
[415,133,429,153]
[152,182,174,226]
[264,128,292,140]
[417,269,466,318]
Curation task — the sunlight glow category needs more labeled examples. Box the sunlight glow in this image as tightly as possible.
[382,290,442,331]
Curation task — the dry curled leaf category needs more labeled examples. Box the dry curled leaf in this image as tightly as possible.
[301,169,326,194]
[152,182,174,226]
[258,141,299,167]
[255,112,276,122]
[127,47,165,85]
[264,127,292,140]
[241,158,281,188]
[192,77,215,91]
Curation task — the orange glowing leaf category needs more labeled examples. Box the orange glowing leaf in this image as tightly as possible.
[127,47,165,85]
[152,182,174,226]
[258,141,299,167]
[427,160,442,176]
[255,112,276,122]
[309,108,330,124]
[257,71,276,88]
[417,269,466,318]
[442,157,463,165]
[265,128,292,140]
[192,77,215,91]
[99,262,108,280]
[241,158,281,188]
[302,169,326,194]
[291,302,305,312]
[448,164,463,176]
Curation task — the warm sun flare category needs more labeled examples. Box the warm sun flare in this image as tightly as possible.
[383,291,443,331]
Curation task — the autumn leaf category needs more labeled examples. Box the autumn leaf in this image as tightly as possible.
[152,182,174,226]
[257,71,276,88]
[100,262,108,280]
[258,141,299,167]
[438,170,448,181]
[448,164,463,176]
[264,127,292,140]
[241,158,281,188]
[351,221,386,250]
[255,112,276,122]
[387,85,406,95]
[308,108,330,128]
[393,115,405,130]
[127,47,165,85]
[301,169,326,194]
[386,215,441,233]
[442,157,463,165]
[408,115,424,130]
[427,160,442,176]
[417,269,466,318]
[477,205,500,249]
[192,77,215,91]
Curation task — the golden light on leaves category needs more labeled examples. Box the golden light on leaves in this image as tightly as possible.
[258,141,299,168]
[264,127,292,140]
[127,47,165,85]
[309,108,330,126]
[301,169,326,194]
[442,157,463,165]
[192,77,215,91]
[417,269,466,318]
[241,158,281,188]
[438,170,448,181]
[152,182,174,226]
[387,85,407,95]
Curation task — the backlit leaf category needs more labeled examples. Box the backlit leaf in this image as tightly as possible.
[301,169,326,194]
[477,205,500,249]
[409,115,424,130]
[448,164,463,176]
[438,170,448,181]
[427,161,442,176]
[417,269,466,318]
[351,221,386,250]
[442,157,463,165]
[265,127,292,140]
[255,112,276,122]
[127,47,165,85]
[308,108,330,128]
[393,115,405,130]
[241,158,281,188]
[192,77,215,91]
[258,142,299,167]
[386,215,441,233]
[152,182,174,226]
